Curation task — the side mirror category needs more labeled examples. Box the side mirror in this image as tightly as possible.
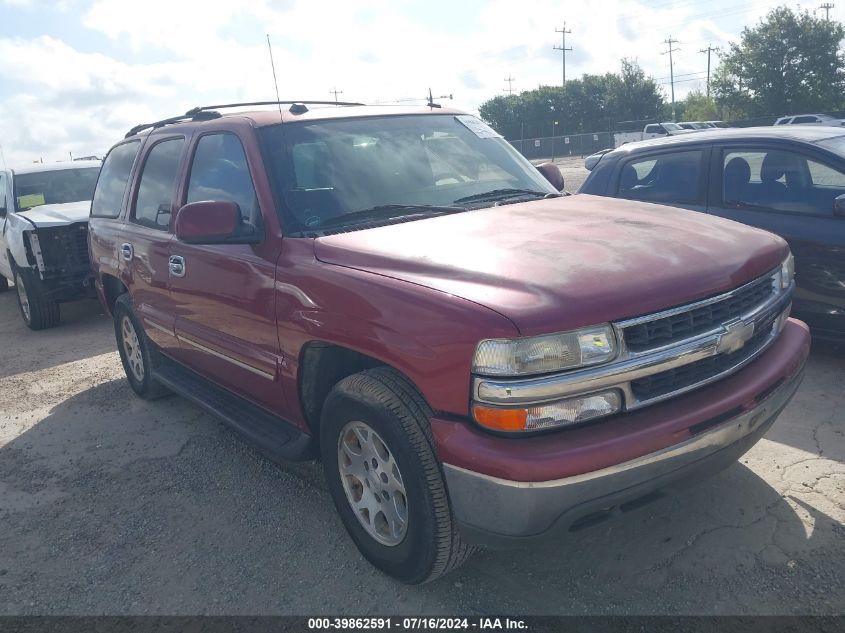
[536,162,565,191]
[835,194,845,217]
[175,200,242,244]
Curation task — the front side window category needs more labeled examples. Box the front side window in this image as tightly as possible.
[91,141,140,218]
[186,133,260,229]
[260,114,556,234]
[722,149,845,215]
[13,167,100,211]
[617,150,704,204]
[133,138,184,230]
[792,116,818,124]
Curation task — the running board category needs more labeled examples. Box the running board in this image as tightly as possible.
[152,355,316,462]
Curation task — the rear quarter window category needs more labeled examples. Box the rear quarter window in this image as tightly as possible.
[91,141,141,218]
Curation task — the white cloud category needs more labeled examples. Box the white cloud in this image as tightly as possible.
[0,0,821,164]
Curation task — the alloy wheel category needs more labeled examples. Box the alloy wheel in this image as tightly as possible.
[337,421,408,546]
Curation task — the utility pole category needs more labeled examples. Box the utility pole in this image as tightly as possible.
[699,44,718,97]
[553,23,572,87]
[329,87,343,103]
[820,2,834,19]
[662,36,680,121]
[504,75,516,96]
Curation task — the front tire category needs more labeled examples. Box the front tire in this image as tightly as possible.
[320,367,475,584]
[14,268,60,330]
[113,294,170,400]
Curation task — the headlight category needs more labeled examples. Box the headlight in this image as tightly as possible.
[472,325,616,377]
[779,253,795,290]
[473,389,623,432]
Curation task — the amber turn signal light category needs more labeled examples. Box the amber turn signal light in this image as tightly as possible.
[472,405,528,431]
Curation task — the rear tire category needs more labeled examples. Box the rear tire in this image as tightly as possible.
[320,366,475,584]
[0,275,8,293]
[14,268,60,330]
[113,294,170,400]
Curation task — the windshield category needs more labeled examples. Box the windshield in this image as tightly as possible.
[260,114,556,234]
[13,167,100,211]
[816,134,845,156]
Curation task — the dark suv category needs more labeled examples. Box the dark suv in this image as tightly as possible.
[88,102,809,583]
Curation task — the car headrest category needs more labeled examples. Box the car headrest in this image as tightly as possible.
[761,151,799,183]
[620,164,638,190]
[724,157,751,187]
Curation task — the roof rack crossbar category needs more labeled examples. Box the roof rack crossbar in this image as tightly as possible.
[185,100,365,115]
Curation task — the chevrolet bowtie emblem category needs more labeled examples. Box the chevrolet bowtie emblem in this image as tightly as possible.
[716,319,755,355]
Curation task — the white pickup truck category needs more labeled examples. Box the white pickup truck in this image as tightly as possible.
[613,122,692,147]
[0,160,101,329]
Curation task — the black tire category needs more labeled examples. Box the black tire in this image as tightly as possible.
[14,268,60,330]
[320,366,475,584]
[113,294,170,400]
[0,275,8,293]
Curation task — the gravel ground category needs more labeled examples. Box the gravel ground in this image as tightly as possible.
[0,280,843,615]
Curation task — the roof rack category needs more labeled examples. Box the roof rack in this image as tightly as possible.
[185,100,365,115]
[125,100,366,138]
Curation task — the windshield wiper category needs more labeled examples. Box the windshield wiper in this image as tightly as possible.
[453,188,560,204]
[316,204,466,229]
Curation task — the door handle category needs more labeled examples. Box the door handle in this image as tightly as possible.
[169,255,186,278]
[120,243,133,261]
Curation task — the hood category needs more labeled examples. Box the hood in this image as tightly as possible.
[314,194,788,336]
[19,201,91,228]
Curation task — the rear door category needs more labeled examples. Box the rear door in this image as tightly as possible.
[122,136,186,353]
[168,130,286,413]
[707,144,845,337]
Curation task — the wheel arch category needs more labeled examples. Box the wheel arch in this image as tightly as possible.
[100,273,128,316]
[298,341,430,439]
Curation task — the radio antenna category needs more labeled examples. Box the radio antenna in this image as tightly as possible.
[266,34,283,121]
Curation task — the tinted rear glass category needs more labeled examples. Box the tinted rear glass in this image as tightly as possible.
[91,141,140,218]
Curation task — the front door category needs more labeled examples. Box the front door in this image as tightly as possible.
[168,131,286,413]
[708,146,845,338]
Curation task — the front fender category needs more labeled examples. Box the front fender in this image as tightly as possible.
[4,213,38,270]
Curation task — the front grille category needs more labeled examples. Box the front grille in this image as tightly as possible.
[36,223,90,272]
[623,275,776,352]
[630,312,778,402]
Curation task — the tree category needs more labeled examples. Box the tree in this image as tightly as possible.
[714,6,845,118]
[681,90,718,120]
[478,60,664,138]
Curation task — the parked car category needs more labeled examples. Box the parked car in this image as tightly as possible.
[774,113,845,126]
[706,120,730,128]
[0,160,101,329]
[678,121,711,130]
[89,103,808,584]
[579,126,845,342]
[613,122,693,147]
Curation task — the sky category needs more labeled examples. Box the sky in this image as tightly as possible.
[0,0,833,165]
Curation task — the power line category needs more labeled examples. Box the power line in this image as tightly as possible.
[504,75,516,96]
[820,2,835,19]
[699,44,719,97]
[329,87,343,103]
[553,23,572,87]
[662,36,681,121]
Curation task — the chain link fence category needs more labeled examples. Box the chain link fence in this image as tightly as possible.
[509,131,615,161]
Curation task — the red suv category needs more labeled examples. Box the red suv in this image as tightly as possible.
[88,102,810,584]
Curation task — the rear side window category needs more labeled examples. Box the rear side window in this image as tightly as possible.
[91,141,140,218]
[617,150,704,204]
[186,133,260,228]
[722,149,845,215]
[133,138,184,230]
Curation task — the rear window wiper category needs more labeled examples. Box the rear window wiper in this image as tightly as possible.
[316,204,466,229]
[453,188,560,204]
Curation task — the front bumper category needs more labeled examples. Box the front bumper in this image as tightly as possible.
[441,319,809,547]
